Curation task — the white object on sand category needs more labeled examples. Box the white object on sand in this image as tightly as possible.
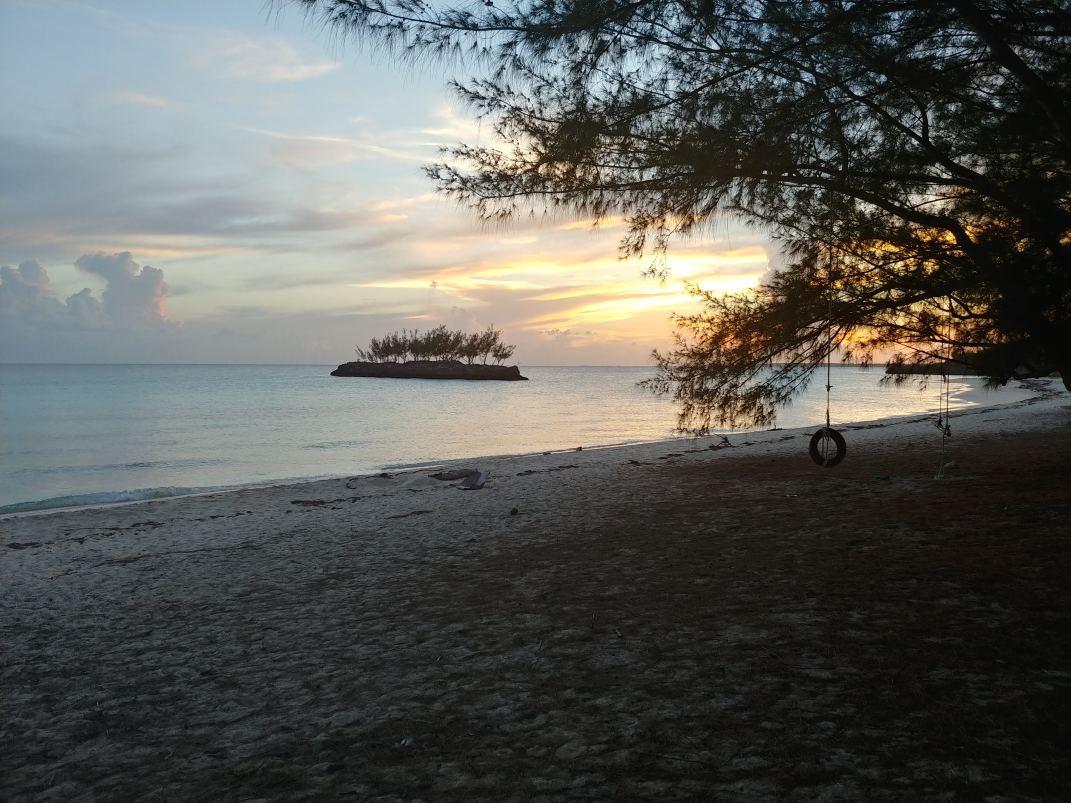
[457,471,488,490]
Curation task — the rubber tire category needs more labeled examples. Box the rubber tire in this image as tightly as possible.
[809,426,846,468]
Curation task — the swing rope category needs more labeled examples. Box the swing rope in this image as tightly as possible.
[935,295,953,479]
[825,249,833,431]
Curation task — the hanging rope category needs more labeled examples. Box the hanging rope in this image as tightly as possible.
[810,240,846,467]
[935,295,954,479]
[825,258,833,431]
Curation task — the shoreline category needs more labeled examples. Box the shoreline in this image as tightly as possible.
[2,381,1069,799]
[2,378,1058,520]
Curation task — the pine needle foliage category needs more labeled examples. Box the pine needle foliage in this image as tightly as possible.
[355,325,516,364]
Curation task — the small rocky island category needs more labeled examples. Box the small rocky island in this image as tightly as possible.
[332,359,526,380]
[332,325,528,381]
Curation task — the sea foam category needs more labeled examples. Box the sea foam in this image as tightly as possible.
[0,486,214,515]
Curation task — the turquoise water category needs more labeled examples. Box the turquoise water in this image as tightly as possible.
[0,364,1034,513]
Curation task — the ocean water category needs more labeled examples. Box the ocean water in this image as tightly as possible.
[0,363,1036,514]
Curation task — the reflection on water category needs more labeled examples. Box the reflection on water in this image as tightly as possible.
[0,364,1038,510]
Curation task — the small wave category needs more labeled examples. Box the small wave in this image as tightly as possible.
[0,486,215,516]
[378,458,446,471]
[9,458,228,476]
[104,458,226,471]
[304,440,365,450]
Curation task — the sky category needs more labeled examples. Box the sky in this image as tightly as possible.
[0,0,777,365]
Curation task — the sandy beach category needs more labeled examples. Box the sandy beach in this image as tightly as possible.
[3,381,1070,801]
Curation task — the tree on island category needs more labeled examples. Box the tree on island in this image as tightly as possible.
[355,325,516,365]
[291,0,1071,429]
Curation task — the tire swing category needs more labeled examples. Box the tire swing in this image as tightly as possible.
[809,425,846,467]
[809,248,846,468]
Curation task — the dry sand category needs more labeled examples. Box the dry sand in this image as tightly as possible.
[3,381,1070,801]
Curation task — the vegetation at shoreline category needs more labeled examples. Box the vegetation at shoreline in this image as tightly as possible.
[354,325,516,365]
[293,1,1071,429]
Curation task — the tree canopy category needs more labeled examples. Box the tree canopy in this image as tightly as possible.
[356,325,516,364]
[292,0,1071,429]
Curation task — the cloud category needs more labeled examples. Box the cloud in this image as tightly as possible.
[75,252,171,323]
[72,3,338,85]
[195,34,338,83]
[244,127,432,166]
[0,253,188,362]
[56,4,338,87]
[1,253,172,334]
[65,287,106,324]
[0,259,101,331]
[368,194,439,212]
[0,260,62,316]
[103,91,174,109]
[0,131,401,259]
[340,230,405,251]
[417,103,488,144]
[537,328,598,337]
[0,258,116,327]
[554,216,628,232]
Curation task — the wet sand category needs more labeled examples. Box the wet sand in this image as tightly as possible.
[3,382,1070,801]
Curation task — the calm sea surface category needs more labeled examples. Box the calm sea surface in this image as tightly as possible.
[0,364,1035,513]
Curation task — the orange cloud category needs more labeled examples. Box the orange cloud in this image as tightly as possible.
[356,240,768,336]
